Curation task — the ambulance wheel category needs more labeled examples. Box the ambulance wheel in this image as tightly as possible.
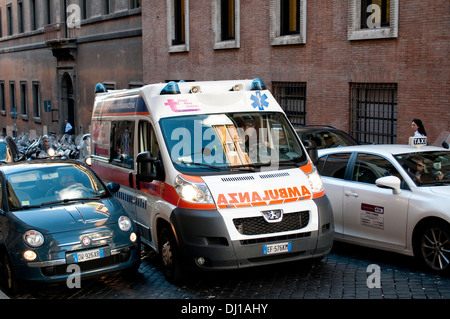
[158,227,184,283]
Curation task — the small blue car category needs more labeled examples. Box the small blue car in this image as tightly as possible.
[0,159,140,294]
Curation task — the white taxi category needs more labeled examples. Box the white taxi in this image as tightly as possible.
[317,143,450,274]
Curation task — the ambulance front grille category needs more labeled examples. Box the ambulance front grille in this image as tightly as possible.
[233,211,310,236]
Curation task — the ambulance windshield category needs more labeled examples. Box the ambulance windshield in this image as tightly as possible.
[160,112,307,173]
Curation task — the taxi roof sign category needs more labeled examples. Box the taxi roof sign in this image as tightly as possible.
[409,136,427,148]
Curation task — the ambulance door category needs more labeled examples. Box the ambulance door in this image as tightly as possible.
[135,120,161,245]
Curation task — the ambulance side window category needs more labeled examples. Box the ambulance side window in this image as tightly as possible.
[138,120,160,173]
[110,121,135,169]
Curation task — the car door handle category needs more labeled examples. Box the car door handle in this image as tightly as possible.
[344,191,359,197]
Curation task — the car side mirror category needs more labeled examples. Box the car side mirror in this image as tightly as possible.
[303,139,318,165]
[136,151,165,189]
[376,176,401,195]
[107,182,121,194]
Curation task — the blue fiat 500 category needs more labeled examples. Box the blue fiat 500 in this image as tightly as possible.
[0,159,140,294]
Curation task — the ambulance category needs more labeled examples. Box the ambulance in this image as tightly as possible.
[91,79,334,282]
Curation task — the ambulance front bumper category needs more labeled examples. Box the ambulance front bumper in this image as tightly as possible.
[170,195,334,270]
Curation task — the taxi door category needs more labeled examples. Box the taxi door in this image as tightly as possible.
[342,152,412,250]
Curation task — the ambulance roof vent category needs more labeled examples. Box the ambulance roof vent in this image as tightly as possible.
[95,83,108,94]
[160,81,181,95]
[251,78,266,91]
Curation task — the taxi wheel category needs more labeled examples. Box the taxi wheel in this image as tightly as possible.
[158,227,184,283]
[0,252,20,295]
[415,222,450,275]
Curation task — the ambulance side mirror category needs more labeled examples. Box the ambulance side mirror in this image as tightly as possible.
[136,151,164,188]
[303,139,318,165]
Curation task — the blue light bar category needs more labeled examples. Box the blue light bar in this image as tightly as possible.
[251,78,266,91]
[160,81,181,95]
[95,83,108,94]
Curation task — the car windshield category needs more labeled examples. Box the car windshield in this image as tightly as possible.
[6,163,108,210]
[394,151,450,186]
[160,112,307,174]
[296,128,358,149]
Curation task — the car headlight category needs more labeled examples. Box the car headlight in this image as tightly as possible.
[306,167,324,194]
[23,230,44,248]
[118,216,132,232]
[175,175,213,204]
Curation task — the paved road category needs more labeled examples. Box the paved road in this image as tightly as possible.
[5,242,449,300]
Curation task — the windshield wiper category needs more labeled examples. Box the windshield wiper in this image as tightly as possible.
[40,197,100,207]
[174,160,224,171]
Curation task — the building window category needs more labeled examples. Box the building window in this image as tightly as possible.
[167,0,189,52]
[129,0,141,9]
[9,82,16,118]
[280,0,299,35]
[350,83,397,144]
[32,82,40,119]
[270,0,306,45]
[46,0,52,25]
[0,8,3,37]
[272,82,307,125]
[18,1,24,33]
[7,4,13,36]
[348,0,398,40]
[0,82,5,114]
[213,0,240,49]
[20,82,27,118]
[30,0,37,31]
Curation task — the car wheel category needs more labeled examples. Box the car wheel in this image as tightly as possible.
[158,227,184,283]
[415,222,450,275]
[0,252,20,295]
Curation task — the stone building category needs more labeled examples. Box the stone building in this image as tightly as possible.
[142,0,449,145]
[0,0,142,138]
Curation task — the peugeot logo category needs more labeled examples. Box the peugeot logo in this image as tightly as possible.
[261,209,283,223]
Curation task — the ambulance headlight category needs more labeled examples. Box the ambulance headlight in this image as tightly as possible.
[175,175,213,204]
[306,167,324,194]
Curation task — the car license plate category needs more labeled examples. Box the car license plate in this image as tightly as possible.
[263,242,292,255]
[73,248,104,263]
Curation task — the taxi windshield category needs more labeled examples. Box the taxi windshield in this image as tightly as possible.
[6,164,108,210]
[160,112,307,174]
[394,151,450,186]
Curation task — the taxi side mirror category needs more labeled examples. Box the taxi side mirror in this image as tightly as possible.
[376,176,401,195]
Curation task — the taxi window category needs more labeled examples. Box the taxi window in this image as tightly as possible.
[318,153,351,179]
[352,153,404,186]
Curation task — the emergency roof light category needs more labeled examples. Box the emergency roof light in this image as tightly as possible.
[160,81,181,95]
[95,83,108,94]
[251,78,266,91]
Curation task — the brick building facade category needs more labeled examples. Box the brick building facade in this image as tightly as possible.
[0,1,448,145]
[142,0,449,145]
[0,0,142,138]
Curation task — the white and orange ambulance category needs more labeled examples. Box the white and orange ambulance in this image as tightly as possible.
[91,79,334,282]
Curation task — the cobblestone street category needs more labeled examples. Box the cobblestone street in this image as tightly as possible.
[7,242,450,300]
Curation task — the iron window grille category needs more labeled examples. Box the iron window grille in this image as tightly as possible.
[350,83,397,144]
[272,82,307,126]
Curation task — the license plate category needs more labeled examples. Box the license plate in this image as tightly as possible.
[263,242,292,255]
[73,248,104,263]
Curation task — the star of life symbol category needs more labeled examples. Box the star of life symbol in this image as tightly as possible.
[250,92,269,110]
